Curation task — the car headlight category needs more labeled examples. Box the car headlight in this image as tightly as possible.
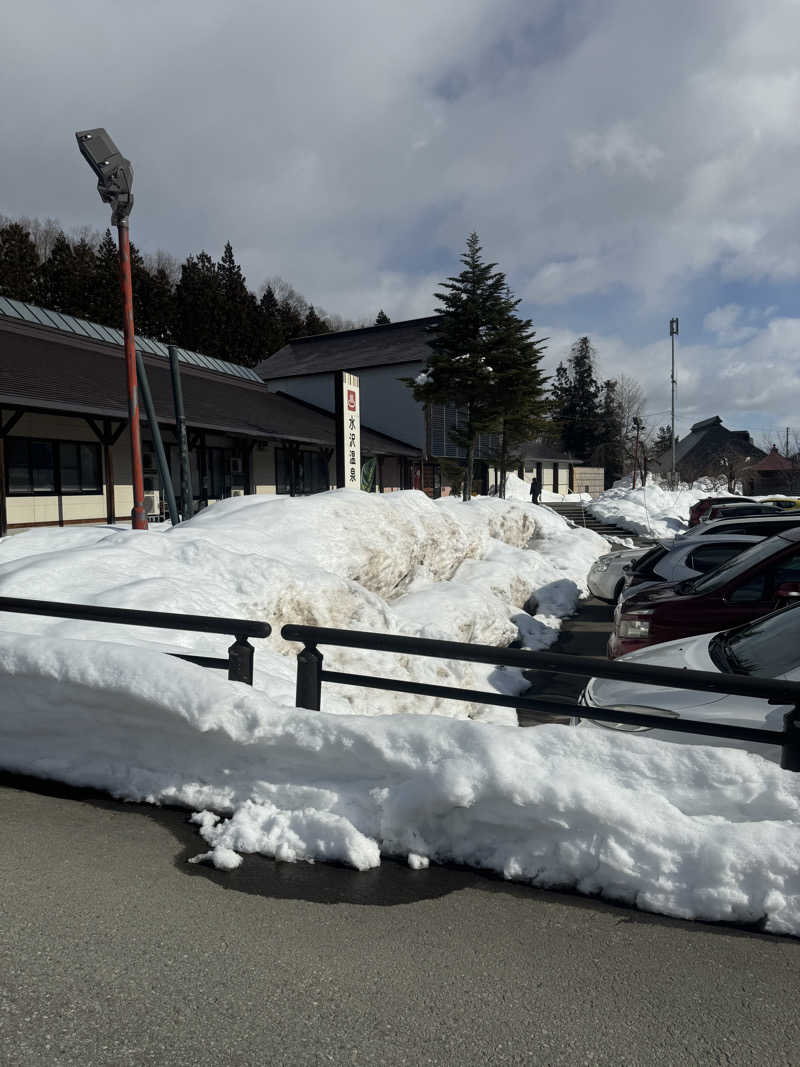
[617,610,654,637]
[591,558,612,573]
[581,694,680,733]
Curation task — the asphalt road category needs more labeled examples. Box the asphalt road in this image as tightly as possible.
[3,597,799,1066]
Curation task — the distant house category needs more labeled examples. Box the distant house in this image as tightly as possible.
[741,446,800,496]
[257,317,604,496]
[516,440,605,497]
[651,415,763,488]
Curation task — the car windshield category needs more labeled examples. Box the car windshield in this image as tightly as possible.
[690,536,786,593]
[711,604,800,676]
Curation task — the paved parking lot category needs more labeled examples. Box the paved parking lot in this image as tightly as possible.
[2,771,799,1067]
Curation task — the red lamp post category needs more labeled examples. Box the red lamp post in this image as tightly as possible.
[75,129,147,530]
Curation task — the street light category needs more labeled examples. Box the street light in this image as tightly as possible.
[75,128,147,530]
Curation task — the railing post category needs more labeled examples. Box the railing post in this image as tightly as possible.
[781,704,800,771]
[228,635,254,685]
[296,643,323,710]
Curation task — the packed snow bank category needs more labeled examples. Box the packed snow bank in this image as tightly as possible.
[1,633,798,934]
[588,481,708,538]
[0,490,607,724]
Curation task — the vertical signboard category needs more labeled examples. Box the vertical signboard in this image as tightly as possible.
[335,370,361,489]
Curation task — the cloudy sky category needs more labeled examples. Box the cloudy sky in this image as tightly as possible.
[3,0,800,445]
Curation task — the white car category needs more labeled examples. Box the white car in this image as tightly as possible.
[574,604,800,761]
[587,547,650,601]
[619,534,763,602]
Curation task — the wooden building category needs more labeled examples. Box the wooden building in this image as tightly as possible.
[0,297,419,535]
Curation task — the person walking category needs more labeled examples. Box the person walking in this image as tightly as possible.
[529,476,541,504]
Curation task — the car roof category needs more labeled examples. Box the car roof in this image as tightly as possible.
[676,533,763,544]
[696,514,800,533]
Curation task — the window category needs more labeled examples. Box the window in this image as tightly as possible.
[276,448,330,495]
[5,438,101,495]
[686,543,748,573]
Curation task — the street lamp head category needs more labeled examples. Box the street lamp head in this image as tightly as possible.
[75,128,133,225]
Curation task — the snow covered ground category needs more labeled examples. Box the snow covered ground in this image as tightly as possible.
[1,488,798,935]
[588,479,709,538]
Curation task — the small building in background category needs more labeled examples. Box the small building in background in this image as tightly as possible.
[741,446,800,496]
[650,415,764,489]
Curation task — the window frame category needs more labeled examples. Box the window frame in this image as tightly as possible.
[5,436,103,497]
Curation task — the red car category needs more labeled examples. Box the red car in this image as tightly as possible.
[689,495,755,526]
[609,527,800,657]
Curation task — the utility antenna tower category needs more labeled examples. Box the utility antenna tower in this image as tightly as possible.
[670,317,679,488]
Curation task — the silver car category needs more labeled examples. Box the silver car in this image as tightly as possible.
[588,547,650,601]
[619,534,763,602]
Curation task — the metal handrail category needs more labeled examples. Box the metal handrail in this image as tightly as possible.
[281,624,800,770]
[0,596,270,684]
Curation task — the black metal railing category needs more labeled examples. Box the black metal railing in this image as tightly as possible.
[281,624,800,771]
[0,596,270,684]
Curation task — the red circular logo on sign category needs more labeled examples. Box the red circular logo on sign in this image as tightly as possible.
[347,389,357,411]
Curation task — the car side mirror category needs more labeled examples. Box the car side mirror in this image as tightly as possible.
[775,582,800,601]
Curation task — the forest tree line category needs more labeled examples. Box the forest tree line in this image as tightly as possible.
[0,215,381,367]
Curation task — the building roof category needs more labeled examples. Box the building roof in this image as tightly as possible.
[651,414,760,471]
[0,294,263,383]
[744,446,794,471]
[0,313,419,457]
[256,316,440,380]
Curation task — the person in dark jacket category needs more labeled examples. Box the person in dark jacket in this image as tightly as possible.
[529,477,541,504]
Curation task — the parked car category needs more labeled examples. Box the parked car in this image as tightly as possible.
[761,497,800,511]
[675,512,800,541]
[701,502,781,523]
[609,527,800,658]
[587,547,650,601]
[689,495,754,526]
[619,534,762,599]
[575,603,800,761]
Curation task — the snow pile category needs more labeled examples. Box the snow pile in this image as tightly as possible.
[588,480,709,538]
[0,490,607,724]
[1,633,798,934]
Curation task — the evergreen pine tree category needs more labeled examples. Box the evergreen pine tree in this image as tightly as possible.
[0,222,39,302]
[37,231,74,311]
[302,305,328,336]
[654,424,673,456]
[375,309,391,325]
[278,297,305,347]
[68,239,100,319]
[409,232,545,500]
[91,229,123,326]
[595,379,625,486]
[216,242,264,365]
[549,336,602,459]
[259,285,282,355]
[174,251,224,356]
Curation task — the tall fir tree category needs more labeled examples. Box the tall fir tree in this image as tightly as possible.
[36,231,74,312]
[91,229,123,326]
[549,336,602,459]
[595,378,625,486]
[409,233,546,500]
[302,305,328,336]
[654,424,674,456]
[259,285,282,355]
[375,309,391,325]
[0,222,39,302]
[175,251,224,356]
